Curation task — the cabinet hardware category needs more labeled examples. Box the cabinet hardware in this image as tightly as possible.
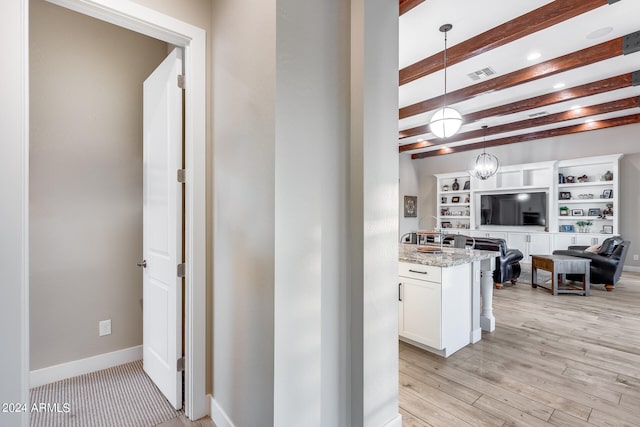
[137,260,147,268]
[409,269,428,274]
[398,283,402,301]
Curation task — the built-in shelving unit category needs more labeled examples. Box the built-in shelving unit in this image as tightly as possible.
[435,172,471,230]
[431,154,622,258]
[555,154,621,235]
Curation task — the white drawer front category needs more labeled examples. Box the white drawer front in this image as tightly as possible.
[399,262,442,283]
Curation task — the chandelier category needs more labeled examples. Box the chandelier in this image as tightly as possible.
[474,125,500,180]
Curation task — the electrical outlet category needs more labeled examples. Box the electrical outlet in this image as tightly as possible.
[99,319,111,336]
[633,254,639,261]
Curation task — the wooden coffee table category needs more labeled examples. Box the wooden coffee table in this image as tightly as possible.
[531,255,591,296]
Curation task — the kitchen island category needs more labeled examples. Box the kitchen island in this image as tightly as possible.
[398,243,498,357]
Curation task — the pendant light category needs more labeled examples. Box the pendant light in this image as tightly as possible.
[429,24,462,139]
[474,125,500,180]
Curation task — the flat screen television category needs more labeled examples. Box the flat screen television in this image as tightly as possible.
[480,192,547,226]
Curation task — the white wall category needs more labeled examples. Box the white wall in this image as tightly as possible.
[213,0,399,426]
[0,1,29,425]
[409,124,640,268]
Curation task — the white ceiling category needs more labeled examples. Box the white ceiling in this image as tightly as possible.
[399,0,640,154]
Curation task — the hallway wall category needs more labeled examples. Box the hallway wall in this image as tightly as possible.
[29,0,168,370]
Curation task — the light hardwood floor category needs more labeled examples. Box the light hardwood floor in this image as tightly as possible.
[399,270,640,427]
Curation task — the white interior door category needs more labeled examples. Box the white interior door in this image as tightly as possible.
[142,47,183,410]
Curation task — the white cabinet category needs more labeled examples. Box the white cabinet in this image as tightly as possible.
[398,277,441,349]
[468,230,508,240]
[553,234,606,251]
[508,232,552,261]
[398,262,471,357]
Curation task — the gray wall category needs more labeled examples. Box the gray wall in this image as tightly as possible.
[212,0,400,426]
[29,0,168,370]
[402,123,640,268]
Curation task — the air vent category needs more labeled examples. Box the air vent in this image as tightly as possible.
[467,67,496,81]
[529,111,548,118]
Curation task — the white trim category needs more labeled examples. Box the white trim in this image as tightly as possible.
[30,346,142,388]
[27,0,208,420]
[382,414,403,427]
[209,395,236,427]
[623,265,640,273]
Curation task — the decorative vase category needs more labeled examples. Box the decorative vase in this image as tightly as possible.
[442,184,449,191]
[451,179,459,191]
[604,170,613,181]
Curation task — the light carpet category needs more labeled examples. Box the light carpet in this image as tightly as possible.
[30,360,179,427]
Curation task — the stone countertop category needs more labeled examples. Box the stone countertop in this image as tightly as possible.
[399,243,499,268]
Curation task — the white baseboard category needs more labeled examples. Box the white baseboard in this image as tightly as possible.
[30,345,142,388]
[623,265,640,273]
[209,395,235,427]
[383,413,403,427]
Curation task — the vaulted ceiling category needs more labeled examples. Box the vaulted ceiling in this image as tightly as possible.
[398,0,640,159]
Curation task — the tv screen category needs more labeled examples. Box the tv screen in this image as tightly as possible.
[480,192,547,226]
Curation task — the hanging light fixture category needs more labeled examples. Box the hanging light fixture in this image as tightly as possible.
[429,24,462,139]
[474,125,500,180]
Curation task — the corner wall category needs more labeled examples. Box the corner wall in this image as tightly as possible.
[411,124,640,269]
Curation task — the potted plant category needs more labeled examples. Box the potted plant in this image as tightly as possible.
[559,206,569,216]
[575,220,593,233]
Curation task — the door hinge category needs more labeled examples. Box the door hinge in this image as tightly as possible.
[177,357,185,372]
[177,74,185,89]
[177,263,186,278]
[177,169,186,183]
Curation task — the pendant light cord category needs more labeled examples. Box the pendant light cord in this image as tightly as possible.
[443,29,448,109]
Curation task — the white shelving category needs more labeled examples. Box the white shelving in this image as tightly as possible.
[435,172,471,231]
[432,154,623,256]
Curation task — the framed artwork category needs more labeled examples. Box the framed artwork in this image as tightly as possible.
[463,180,470,190]
[559,191,572,200]
[560,225,575,232]
[451,196,460,203]
[603,189,613,199]
[571,208,583,216]
[441,221,452,229]
[588,208,601,216]
[602,225,614,234]
[404,195,417,217]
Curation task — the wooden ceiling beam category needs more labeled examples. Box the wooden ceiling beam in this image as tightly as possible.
[400,96,640,152]
[411,114,640,159]
[400,0,425,16]
[398,72,636,140]
[399,0,609,85]
[400,36,625,120]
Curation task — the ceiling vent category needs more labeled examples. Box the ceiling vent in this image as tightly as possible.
[529,111,548,118]
[467,67,496,81]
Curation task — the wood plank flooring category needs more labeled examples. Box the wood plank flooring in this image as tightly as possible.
[399,270,640,426]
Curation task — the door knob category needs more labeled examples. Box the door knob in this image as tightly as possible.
[137,260,147,268]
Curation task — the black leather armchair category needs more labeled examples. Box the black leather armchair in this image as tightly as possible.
[553,236,630,291]
[443,235,524,289]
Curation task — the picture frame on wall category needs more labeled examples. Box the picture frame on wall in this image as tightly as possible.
[603,189,613,199]
[451,196,460,203]
[404,195,417,217]
[588,208,601,216]
[560,224,575,232]
[463,180,470,190]
[571,208,584,216]
[441,221,452,229]
[602,225,614,234]
[441,196,447,204]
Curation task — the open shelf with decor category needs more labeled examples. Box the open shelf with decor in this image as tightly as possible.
[435,172,471,231]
